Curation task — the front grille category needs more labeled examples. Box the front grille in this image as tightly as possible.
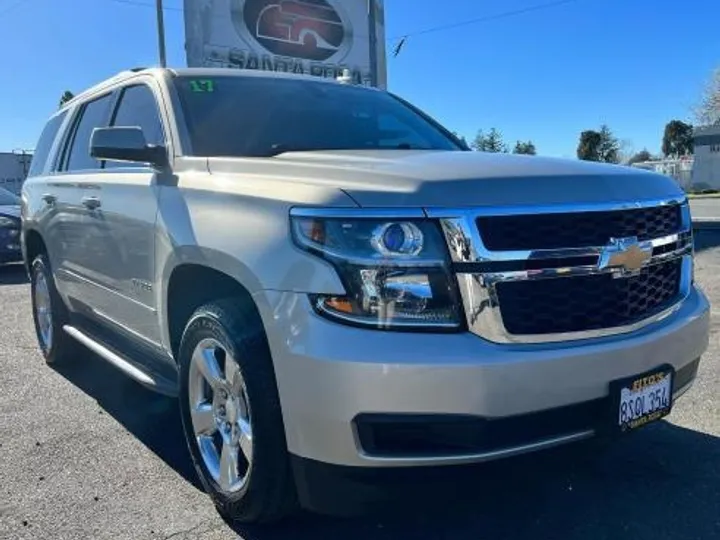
[496,259,682,335]
[477,204,682,251]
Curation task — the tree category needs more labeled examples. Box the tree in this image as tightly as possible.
[451,131,469,149]
[577,130,602,161]
[597,125,620,163]
[576,125,619,163]
[472,128,508,153]
[513,140,537,155]
[695,67,720,126]
[627,149,654,165]
[662,120,694,157]
[59,90,74,108]
[617,138,635,165]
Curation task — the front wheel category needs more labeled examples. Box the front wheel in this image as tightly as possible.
[178,299,296,524]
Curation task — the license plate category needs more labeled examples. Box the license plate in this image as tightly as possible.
[612,367,674,432]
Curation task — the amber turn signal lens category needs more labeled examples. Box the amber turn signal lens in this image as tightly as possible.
[324,297,353,313]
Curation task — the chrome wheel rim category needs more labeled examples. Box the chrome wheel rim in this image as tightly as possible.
[34,271,53,352]
[188,338,253,493]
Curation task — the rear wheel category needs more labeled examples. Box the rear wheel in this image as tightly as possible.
[30,254,76,365]
[178,299,296,524]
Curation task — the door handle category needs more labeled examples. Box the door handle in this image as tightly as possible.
[41,193,57,206]
[81,196,102,210]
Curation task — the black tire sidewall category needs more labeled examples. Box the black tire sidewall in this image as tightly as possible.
[177,300,295,522]
[30,255,69,364]
[179,314,253,502]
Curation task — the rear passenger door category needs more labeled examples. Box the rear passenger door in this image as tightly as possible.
[78,82,167,347]
[49,93,115,309]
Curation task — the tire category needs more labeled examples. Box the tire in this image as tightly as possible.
[30,254,77,365]
[178,298,297,524]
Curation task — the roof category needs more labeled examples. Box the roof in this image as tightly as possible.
[59,67,169,111]
[168,67,349,85]
[57,66,373,115]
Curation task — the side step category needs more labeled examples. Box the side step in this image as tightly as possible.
[63,325,175,395]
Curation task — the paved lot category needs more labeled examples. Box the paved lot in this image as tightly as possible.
[690,198,720,222]
[0,242,719,540]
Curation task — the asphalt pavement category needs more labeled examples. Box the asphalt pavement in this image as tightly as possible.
[690,198,720,223]
[0,241,719,540]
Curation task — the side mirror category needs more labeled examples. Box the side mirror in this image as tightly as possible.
[90,127,168,168]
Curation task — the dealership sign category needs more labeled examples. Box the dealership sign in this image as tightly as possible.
[184,0,387,87]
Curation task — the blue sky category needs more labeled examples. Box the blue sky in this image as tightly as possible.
[0,0,717,157]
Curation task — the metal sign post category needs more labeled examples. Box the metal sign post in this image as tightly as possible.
[368,0,378,87]
[156,0,167,67]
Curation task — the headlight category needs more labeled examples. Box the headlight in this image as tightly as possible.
[291,210,462,330]
[0,216,16,228]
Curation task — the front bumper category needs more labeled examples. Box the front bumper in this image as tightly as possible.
[259,285,709,471]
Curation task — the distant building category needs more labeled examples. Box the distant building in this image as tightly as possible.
[631,156,695,190]
[0,152,32,195]
[691,125,720,190]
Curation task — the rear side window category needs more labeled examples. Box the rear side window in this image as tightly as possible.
[65,94,114,171]
[27,111,67,177]
[106,85,165,169]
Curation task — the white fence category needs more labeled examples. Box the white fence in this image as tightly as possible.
[631,158,696,191]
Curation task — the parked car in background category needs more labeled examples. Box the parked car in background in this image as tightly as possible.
[22,68,710,524]
[0,187,21,264]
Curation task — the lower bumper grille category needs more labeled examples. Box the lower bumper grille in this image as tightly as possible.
[353,359,698,459]
[496,258,682,336]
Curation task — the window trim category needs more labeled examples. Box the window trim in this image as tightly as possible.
[58,91,117,173]
[104,82,169,169]
[27,110,68,178]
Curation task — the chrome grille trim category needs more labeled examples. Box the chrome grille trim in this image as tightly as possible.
[429,198,692,344]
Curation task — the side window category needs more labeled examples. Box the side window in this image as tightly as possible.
[106,85,165,169]
[27,111,67,177]
[65,94,113,172]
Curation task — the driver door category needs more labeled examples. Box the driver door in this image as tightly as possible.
[77,81,168,347]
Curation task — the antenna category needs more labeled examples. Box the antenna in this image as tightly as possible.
[336,68,353,85]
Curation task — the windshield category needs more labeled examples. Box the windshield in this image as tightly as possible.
[0,187,19,206]
[174,76,461,157]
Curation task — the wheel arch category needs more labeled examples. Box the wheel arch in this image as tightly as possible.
[161,247,267,361]
[23,227,47,275]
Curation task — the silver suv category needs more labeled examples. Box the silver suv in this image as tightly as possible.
[22,68,710,523]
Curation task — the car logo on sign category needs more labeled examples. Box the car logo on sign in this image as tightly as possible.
[234,0,350,62]
[597,237,653,276]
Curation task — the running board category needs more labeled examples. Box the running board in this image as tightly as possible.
[63,325,158,389]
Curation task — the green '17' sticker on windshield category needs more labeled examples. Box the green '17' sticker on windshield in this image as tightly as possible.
[190,79,215,93]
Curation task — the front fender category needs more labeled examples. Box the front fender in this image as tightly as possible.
[155,177,352,352]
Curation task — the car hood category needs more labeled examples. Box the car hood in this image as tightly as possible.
[207,150,684,209]
[0,205,20,219]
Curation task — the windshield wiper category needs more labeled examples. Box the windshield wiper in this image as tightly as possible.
[260,142,439,157]
[394,143,437,150]
[261,143,321,157]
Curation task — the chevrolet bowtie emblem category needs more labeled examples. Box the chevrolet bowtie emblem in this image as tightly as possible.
[598,237,652,275]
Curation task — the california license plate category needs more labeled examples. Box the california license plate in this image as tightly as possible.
[612,367,674,432]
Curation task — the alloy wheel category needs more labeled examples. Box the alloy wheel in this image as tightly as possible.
[188,338,253,493]
[34,271,53,352]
